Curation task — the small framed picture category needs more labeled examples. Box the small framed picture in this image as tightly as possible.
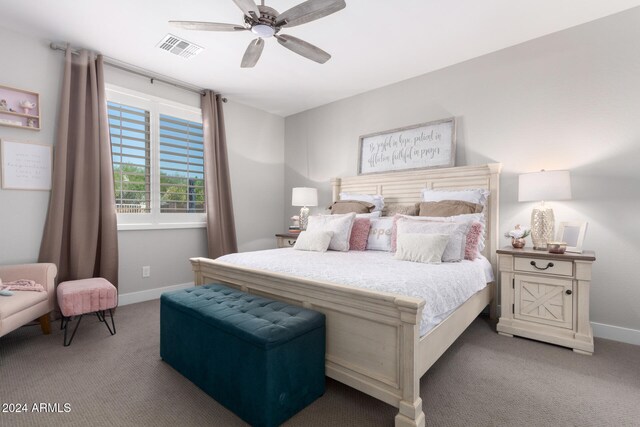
[556,221,588,253]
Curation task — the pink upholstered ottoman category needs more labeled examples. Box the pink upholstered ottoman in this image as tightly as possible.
[57,278,117,346]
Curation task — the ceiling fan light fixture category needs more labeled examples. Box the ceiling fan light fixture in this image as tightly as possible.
[251,24,275,38]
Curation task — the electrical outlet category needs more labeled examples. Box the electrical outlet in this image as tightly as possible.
[142,266,151,278]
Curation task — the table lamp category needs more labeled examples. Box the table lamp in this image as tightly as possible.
[292,187,318,230]
[518,170,571,250]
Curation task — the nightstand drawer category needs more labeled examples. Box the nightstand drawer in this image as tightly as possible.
[514,257,573,277]
[276,234,299,248]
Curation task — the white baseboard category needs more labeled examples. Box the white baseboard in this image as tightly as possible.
[118,282,194,306]
[496,305,639,346]
[591,322,640,346]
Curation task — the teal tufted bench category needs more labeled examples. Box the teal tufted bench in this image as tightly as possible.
[160,283,326,427]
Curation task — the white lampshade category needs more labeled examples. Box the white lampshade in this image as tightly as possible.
[292,187,318,207]
[518,170,572,202]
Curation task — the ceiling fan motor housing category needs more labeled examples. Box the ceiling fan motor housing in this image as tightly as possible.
[245,6,278,26]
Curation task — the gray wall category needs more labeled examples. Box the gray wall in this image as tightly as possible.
[284,9,640,333]
[0,26,285,296]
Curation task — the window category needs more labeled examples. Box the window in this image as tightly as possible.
[159,114,205,213]
[106,86,205,229]
[109,102,151,213]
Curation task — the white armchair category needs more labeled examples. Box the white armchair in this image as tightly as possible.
[0,263,57,338]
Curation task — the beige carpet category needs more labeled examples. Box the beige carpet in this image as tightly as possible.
[1,299,638,427]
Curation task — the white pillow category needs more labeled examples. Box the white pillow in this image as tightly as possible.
[396,218,470,262]
[306,213,356,252]
[339,192,384,212]
[293,230,334,252]
[366,217,394,251]
[356,211,382,219]
[421,188,489,205]
[414,212,486,251]
[394,233,450,264]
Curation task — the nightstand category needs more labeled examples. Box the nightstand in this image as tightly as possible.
[496,246,596,355]
[276,233,299,248]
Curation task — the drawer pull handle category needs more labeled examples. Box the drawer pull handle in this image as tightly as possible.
[530,260,554,270]
[566,290,572,295]
[288,240,295,246]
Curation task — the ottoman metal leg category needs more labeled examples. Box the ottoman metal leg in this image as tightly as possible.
[97,309,116,335]
[62,315,83,347]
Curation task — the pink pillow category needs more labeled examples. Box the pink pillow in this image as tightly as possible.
[465,222,483,260]
[349,218,371,251]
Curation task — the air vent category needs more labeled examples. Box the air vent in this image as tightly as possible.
[156,34,204,59]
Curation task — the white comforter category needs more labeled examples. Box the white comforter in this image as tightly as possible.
[217,249,494,336]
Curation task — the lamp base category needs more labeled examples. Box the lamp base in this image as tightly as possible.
[299,206,310,230]
[531,206,555,250]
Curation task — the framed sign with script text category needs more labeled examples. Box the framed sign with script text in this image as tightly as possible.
[1,139,52,190]
[357,118,456,175]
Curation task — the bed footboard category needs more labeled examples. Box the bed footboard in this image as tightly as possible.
[191,257,427,427]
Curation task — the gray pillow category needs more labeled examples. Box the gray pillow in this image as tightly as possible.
[329,200,375,214]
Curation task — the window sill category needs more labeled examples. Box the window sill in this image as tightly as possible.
[117,222,206,231]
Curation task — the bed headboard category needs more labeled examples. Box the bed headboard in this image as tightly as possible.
[331,163,502,271]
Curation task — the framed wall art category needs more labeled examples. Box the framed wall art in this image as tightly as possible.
[357,117,456,175]
[1,139,52,190]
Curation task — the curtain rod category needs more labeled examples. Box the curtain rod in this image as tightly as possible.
[49,42,227,102]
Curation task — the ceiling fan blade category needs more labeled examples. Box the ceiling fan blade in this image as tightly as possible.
[241,38,264,68]
[232,0,260,19]
[275,34,331,64]
[276,0,346,27]
[169,21,247,31]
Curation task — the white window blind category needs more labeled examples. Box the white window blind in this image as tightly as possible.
[106,85,206,229]
[159,114,205,213]
[108,101,151,214]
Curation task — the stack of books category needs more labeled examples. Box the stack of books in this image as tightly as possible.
[288,226,301,234]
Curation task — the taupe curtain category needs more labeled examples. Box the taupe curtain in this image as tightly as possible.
[201,91,238,258]
[39,49,118,287]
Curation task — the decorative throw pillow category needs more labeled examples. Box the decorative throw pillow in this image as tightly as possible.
[339,192,384,212]
[356,211,382,219]
[417,212,486,251]
[366,217,394,251]
[394,233,450,264]
[349,218,371,251]
[465,221,483,260]
[421,188,489,205]
[382,203,420,217]
[306,212,356,252]
[329,200,375,214]
[395,218,470,262]
[419,200,483,217]
[293,230,334,252]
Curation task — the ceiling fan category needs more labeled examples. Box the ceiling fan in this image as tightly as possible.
[169,0,346,68]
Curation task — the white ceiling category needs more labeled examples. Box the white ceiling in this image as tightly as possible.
[1,0,639,116]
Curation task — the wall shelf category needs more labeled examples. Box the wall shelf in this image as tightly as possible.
[0,84,41,131]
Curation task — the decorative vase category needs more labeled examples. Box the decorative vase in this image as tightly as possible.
[511,237,525,249]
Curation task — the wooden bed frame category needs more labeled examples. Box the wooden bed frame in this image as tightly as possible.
[190,163,501,427]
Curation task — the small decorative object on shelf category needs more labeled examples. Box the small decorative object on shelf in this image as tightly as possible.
[0,99,8,111]
[505,224,530,248]
[547,241,567,254]
[19,100,36,114]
